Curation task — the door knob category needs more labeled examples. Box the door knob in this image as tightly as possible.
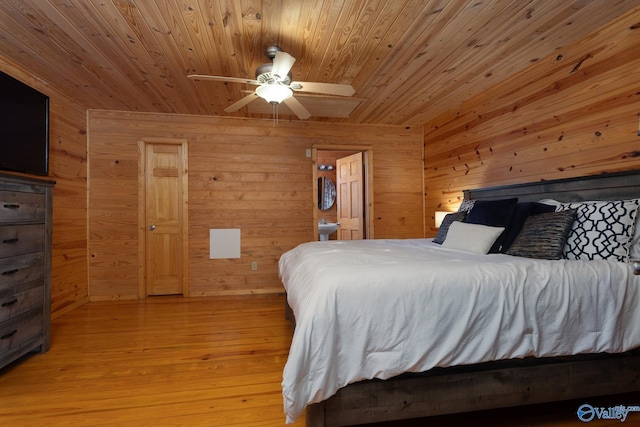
[149,225,156,230]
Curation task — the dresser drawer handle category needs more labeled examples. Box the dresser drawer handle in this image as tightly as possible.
[3,204,20,209]
[1,299,18,308]
[1,268,19,276]
[1,330,17,340]
[2,238,19,244]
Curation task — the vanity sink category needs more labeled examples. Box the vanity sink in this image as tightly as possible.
[318,222,339,241]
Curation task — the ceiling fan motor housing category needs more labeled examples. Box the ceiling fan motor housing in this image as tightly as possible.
[255,63,292,85]
[264,45,281,60]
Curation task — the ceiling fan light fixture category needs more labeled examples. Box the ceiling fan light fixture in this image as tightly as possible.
[256,84,293,104]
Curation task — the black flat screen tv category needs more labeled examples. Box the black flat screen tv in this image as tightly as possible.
[0,70,49,176]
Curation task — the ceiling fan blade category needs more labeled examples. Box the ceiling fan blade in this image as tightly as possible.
[225,93,260,112]
[283,96,311,120]
[271,51,296,81]
[290,81,355,96]
[188,74,259,85]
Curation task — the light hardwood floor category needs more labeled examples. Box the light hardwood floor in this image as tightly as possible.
[1,295,638,426]
[0,295,303,426]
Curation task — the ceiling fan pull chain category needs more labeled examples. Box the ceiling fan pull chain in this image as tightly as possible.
[271,103,281,126]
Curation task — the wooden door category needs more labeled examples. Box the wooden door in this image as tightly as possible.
[144,143,186,296]
[336,152,364,240]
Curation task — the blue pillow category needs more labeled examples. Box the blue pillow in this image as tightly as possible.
[501,202,556,252]
[465,198,518,253]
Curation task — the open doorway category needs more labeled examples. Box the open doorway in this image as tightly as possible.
[312,146,374,241]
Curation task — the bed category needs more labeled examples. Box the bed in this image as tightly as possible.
[279,170,640,427]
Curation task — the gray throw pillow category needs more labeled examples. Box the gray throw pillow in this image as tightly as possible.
[506,209,577,260]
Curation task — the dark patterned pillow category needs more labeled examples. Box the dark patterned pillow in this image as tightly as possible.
[557,199,640,262]
[433,211,466,244]
[506,209,577,260]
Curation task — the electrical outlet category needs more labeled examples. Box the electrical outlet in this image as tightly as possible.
[251,261,258,271]
[305,149,311,158]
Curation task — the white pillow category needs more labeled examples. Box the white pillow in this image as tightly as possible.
[457,199,475,213]
[442,221,505,255]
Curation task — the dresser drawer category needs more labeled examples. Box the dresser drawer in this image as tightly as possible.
[0,284,43,323]
[0,225,45,258]
[0,190,46,223]
[0,253,44,292]
[0,308,43,354]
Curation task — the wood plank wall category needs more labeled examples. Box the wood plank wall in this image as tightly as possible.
[423,6,640,237]
[0,58,89,317]
[87,111,423,299]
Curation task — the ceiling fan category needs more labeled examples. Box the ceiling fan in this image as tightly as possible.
[188,46,355,120]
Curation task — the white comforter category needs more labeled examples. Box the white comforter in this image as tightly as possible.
[279,239,640,423]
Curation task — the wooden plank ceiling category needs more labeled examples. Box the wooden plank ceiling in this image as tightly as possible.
[1,0,638,125]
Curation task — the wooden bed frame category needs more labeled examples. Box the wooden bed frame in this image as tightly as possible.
[296,169,640,427]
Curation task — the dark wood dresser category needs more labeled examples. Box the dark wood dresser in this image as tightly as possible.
[0,173,54,370]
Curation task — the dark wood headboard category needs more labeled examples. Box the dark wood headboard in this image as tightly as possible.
[464,169,640,203]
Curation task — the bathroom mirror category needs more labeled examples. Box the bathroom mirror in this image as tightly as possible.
[318,177,336,210]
